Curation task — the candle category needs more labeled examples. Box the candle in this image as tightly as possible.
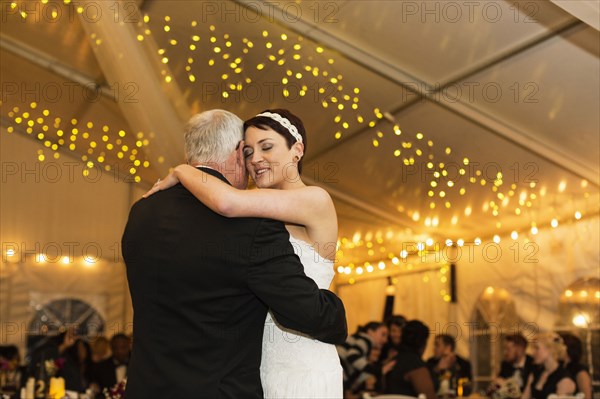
[57,377,65,399]
[48,377,65,399]
[25,377,35,399]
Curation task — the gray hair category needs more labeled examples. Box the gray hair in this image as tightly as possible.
[184,109,243,164]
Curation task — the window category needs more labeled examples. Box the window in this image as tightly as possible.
[26,298,104,360]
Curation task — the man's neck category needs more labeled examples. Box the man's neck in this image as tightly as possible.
[514,355,526,368]
[190,162,238,187]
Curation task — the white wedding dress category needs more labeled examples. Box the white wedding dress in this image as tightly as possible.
[260,235,343,398]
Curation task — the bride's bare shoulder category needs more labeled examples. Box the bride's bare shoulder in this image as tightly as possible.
[299,186,334,208]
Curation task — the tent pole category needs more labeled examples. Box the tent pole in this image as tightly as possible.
[76,0,190,176]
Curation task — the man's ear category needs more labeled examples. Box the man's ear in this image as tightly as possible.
[236,141,246,167]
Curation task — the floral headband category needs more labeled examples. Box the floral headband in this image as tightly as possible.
[256,112,303,143]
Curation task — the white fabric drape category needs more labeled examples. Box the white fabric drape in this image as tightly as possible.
[338,278,388,334]
[1,129,135,356]
[337,216,599,358]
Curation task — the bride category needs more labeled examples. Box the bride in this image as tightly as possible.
[145,109,343,398]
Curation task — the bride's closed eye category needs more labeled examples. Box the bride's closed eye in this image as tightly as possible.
[243,145,273,158]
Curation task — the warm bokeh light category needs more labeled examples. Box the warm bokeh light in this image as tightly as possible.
[572,313,590,328]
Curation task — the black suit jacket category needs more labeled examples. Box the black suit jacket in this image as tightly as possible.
[426,354,472,391]
[121,168,347,399]
[90,357,124,391]
[498,354,536,391]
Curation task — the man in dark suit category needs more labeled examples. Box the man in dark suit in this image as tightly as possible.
[90,334,131,391]
[426,334,472,393]
[497,333,535,392]
[121,110,347,399]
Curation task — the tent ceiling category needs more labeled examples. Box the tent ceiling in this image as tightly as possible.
[466,24,599,173]
[265,0,574,84]
[1,7,104,80]
[1,0,598,272]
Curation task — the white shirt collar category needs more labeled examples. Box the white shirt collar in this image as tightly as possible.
[513,356,526,368]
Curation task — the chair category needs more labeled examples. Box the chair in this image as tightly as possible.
[547,393,585,399]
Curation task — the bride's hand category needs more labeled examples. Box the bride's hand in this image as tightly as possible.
[143,168,180,198]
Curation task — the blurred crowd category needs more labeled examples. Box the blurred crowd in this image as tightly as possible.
[0,320,594,399]
[0,331,131,398]
[336,315,594,399]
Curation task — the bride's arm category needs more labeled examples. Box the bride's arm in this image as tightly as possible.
[174,164,335,227]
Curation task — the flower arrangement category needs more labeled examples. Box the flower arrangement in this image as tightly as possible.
[103,378,127,399]
[486,377,522,399]
[44,358,65,377]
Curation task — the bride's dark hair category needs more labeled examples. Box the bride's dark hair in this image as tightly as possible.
[243,109,307,174]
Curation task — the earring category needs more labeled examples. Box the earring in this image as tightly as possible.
[294,156,300,162]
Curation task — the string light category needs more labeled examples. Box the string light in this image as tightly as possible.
[3,12,594,284]
[5,105,151,180]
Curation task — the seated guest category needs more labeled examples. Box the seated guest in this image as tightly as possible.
[497,333,536,392]
[337,321,388,396]
[522,332,575,399]
[0,345,25,393]
[25,329,74,381]
[90,337,111,363]
[380,315,406,363]
[560,333,592,398]
[426,334,472,393]
[60,339,92,393]
[91,334,131,391]
[350,345,380,393]
[383,320,436,398]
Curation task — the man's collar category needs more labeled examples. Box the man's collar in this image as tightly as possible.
[514,356,526,368]
[112,357,128,366]
[194,166,232,186]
